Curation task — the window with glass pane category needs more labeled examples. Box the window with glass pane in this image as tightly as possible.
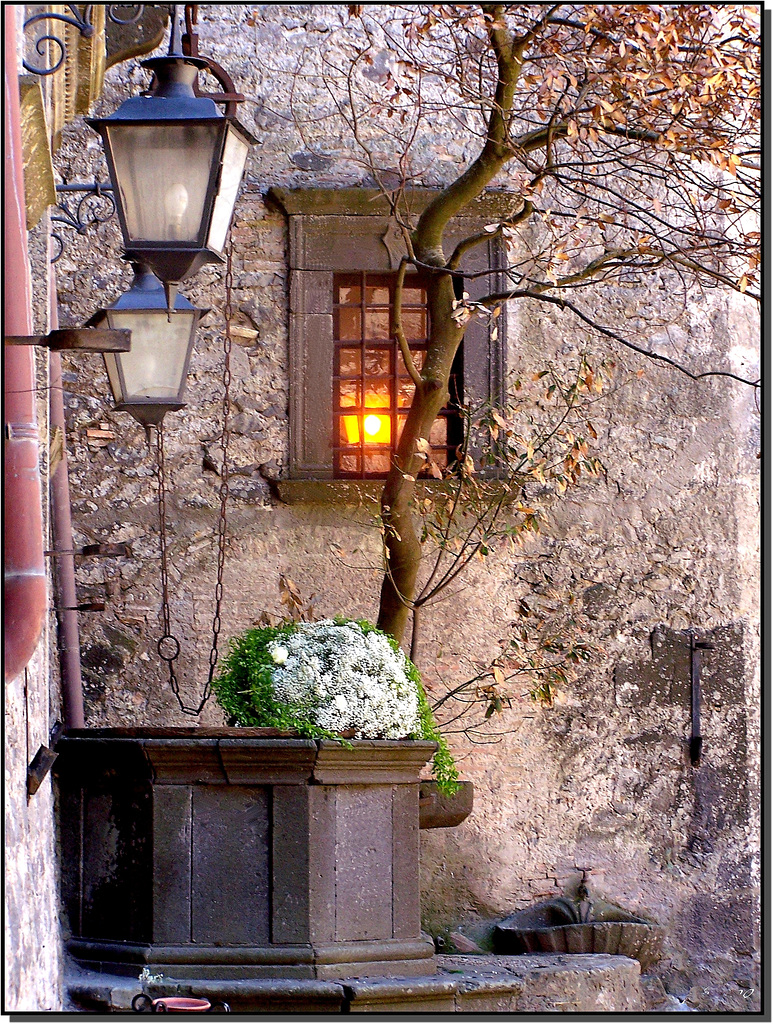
[333,273,462,478]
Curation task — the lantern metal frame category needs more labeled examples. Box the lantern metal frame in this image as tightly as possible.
[86,44,256,298]
[86,263,208,426]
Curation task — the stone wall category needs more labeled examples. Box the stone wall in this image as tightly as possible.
[5,213,64,1010]
[49,5,760,1012]
[5,647,64,1012]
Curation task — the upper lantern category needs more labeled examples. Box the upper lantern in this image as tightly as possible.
[88,53,255,296]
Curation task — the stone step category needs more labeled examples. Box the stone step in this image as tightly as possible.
[66,952,643,1013]
[436,953,644,1013]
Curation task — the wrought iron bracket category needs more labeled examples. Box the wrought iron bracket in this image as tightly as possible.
[182,4,244,114]
[23,5,146,76]
[51,183,117,263]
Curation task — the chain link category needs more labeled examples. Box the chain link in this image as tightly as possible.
[155,240,235,716]
[155,419,188,707]
[204,238,235,700]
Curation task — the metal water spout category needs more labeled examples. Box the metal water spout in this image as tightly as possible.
[577,869,594,923]
[577,868,593,925]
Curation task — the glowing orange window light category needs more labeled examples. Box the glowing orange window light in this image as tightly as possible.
[363,413,391,443]
[341,386,391,445]
[342,412,391,444]
[342,415,360,444]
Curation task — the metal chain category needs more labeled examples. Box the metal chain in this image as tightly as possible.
[155,241,234,715]
[204,238,235,703]
[156,420,184,704]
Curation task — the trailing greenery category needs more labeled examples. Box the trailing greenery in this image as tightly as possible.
[214,617,459,794]
[356,618,459,795]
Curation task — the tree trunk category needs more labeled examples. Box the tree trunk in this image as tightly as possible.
[377,274,464,643]
[376,3,522,644]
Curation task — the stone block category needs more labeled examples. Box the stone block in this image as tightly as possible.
[440,954,644,1013]
[342,975,457,1012]
[334,786,393,941]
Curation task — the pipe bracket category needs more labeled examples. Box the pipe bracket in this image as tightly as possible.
[5,328,131,352]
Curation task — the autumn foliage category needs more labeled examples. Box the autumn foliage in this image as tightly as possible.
[290,4,760,657]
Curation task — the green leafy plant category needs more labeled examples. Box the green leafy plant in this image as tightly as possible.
[214,617,459,794]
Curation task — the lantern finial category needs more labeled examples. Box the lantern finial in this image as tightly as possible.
[169,4,185,57]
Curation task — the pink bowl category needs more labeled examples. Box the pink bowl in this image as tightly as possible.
[153,997,211,1013]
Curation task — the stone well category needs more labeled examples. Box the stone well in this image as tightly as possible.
[55,729,438,981]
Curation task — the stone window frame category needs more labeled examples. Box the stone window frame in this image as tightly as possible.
[269,187,514,482]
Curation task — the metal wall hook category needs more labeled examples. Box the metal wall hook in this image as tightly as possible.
[27,721,64,798]
[683,629,715,764]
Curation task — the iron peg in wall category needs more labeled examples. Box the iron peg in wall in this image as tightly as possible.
[27,721,64,798]
[44,543,133,559]
[685,630,715,764]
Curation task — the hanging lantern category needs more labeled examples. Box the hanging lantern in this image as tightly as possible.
[87,35,255,307]
[86,263,207,426]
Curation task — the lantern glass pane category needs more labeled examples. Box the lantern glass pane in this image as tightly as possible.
[109,310,194,400]
[106,123,221,244]
[103,351,123,405]
[207,126,250,254]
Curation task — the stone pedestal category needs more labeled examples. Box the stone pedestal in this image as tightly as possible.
[55,729,437,980]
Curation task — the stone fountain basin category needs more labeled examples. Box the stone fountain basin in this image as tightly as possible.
[493,898,664,969]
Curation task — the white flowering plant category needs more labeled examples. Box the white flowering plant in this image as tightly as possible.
[214,618,458,793]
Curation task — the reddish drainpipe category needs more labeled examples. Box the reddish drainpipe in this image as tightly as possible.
[49,315,85,728]
[4,7,48,682]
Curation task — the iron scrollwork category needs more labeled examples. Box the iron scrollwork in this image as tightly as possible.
[23,5,146,76]
[51,184,117,263]
[106,6,146,26]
